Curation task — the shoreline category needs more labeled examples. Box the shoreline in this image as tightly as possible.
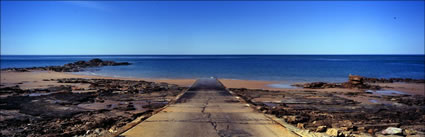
[1,70,424,96]
[1,70,281,89]
[2,70,425,136]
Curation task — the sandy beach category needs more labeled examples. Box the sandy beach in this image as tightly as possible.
[1,71,423,96]
[0,71,280,90]
[2,70,425,137]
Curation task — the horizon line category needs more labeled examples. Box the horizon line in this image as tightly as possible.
[1,54,425,56]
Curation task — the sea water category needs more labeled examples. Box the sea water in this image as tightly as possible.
[1,55,424,82]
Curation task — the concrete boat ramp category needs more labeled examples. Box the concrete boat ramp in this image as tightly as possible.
[121,78,298,137]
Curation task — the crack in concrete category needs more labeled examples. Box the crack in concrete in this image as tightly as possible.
[201,97,224,137]
[201,98,210,113]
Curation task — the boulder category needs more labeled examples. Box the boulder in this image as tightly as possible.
[349,75,364,83]
[326,128,343,137]
[381,127,402,135]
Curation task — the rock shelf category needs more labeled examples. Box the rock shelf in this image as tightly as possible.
[230,87,425,137]
[292,75,424,89]
[0,78,187,137]
[1,58,131,72]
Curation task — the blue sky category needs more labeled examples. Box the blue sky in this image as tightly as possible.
[1,1,424,55]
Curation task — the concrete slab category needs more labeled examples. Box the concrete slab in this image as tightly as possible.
[122,78,299,137]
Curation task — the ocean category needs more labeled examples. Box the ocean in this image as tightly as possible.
[1,55,424,82]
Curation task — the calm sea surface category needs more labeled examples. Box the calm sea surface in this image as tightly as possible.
[1,55,424,82]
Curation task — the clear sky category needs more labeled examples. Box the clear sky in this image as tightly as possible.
[1,1,424,55]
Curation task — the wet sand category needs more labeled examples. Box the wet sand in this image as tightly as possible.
[0,72,188,136]
[0,71,196,89]
[1,71,424,96]
[0,71,279,90]
[373,82,425,96]
[3,70,424,107]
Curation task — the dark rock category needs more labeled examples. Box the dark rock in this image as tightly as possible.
[303,82,327,89]
[299,75,382,90]
[297,74,423,90]
[364,77,424,83]
[0,79,185,137]
[229,87,425,136]
[1,58,131,72]
[0,85,26,95]
[126,104,136,111]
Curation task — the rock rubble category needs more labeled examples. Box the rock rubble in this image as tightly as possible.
[230,88,425,137]
[0,78,186,137]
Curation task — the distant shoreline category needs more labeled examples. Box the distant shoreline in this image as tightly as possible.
[2,55,424,85]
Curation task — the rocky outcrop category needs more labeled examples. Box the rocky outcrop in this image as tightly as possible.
[341,75,381,89]
[0,78,186,137]
[293,75,424,90]
[1,58,131,72]
[364,77,425,83]
[293,75,375,90]
[347,75,424,84]
[230,88,425,137]
[57,78,183,94]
